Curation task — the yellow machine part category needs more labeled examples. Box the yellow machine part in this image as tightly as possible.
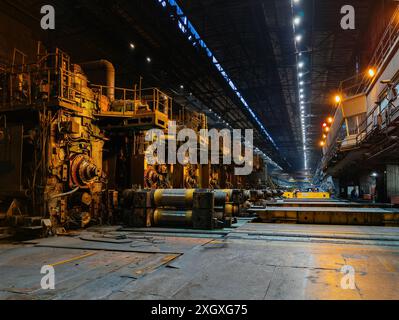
[283,192,330,199]
[296,192,330,199]
[283,192,294,199]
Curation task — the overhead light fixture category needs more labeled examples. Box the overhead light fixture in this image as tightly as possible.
[368,68,376,78]
[130,43,135,49]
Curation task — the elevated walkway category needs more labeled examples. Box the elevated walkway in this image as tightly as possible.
[321,7,399,173]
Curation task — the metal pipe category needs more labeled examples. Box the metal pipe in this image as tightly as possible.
[79,60,115,101]
[48,187,80,200]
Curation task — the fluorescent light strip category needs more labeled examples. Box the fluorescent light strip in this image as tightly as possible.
[158,0,283,157]
[291,0,307,171]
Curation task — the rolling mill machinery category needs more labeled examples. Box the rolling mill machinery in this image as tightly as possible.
[0,48,109,235]
[0,45,283,237]
[172,108,209,189]
[0,45,172,235]
[121,188,242,229]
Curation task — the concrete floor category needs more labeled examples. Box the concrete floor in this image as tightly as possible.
[0,221,398,300]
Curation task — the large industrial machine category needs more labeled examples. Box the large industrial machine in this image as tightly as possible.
[0,45,281,237]
[0,46,171,235]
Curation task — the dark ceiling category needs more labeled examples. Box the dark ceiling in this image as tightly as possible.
[0,0,391,177]
[179,0,302,171]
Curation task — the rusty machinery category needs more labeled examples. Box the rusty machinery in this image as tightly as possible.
[0,48,107,234]
[208,153,266,190]
[171,108,209,189]
[122,189,227,229]
[121,188,246,229]
[100,81,173,191]
[0,45,171,235]
[128,132,173,190]
[0,45,283,236]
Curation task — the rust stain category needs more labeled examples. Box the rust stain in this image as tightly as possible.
[50,252,97,267]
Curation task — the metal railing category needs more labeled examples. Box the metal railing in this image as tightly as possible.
[0,60,172,119]
[92,85,172,118]
[356,90,399,144]
[0,67,95,110]
[0,51,91,110]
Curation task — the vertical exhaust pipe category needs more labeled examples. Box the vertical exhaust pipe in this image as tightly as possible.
[80,59,115,101]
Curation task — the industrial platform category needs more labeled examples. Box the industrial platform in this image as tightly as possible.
[0,219,398,300]
[250,206,399,226]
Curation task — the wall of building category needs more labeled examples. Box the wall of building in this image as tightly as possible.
[0,9,40,64]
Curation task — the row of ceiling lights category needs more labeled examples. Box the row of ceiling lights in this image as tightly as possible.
[291,0,308,171]
[156,0,283,169]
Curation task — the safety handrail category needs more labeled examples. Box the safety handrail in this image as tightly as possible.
[91,85,172,117]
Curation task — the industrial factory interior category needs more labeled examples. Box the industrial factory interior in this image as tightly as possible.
[0,0,399,307]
